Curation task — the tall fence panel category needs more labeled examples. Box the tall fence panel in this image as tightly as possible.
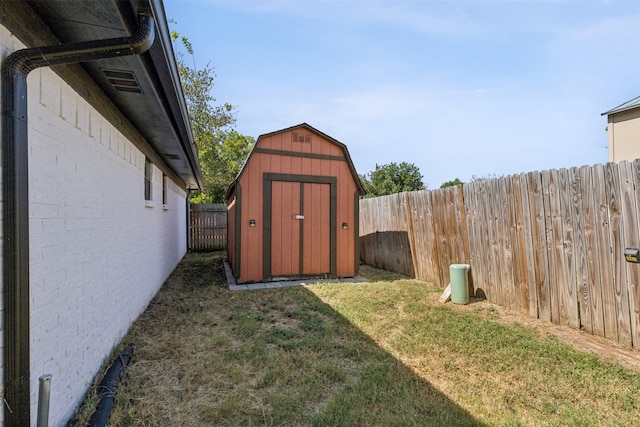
[405,191,439,283]
[189,204,227,251]
[360,193,414,276]
[430,186,469,286]
[360,186,468,284]
[359,159,640,349]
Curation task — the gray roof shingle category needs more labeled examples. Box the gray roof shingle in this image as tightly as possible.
[602,96,640,116]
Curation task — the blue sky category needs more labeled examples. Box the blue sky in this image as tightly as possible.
[165,0,640,188]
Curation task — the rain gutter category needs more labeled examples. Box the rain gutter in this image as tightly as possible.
[1,14,155,425]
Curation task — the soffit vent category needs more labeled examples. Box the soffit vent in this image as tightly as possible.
[165,153,181,160]
[292,132,311,143]
[103,68,142,93]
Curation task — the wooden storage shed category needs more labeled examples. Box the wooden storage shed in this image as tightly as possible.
[226,123,365,283]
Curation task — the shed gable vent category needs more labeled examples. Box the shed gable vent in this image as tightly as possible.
[292,132,311,143]
[103,69,142,94]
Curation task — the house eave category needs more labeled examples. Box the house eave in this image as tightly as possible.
[0,0,203,190]
[602,95,640,117]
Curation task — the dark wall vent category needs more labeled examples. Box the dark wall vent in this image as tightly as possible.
[103,69,142,93]
[292,132,311,143]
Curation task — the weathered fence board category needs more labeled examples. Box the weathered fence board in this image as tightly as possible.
[498,177,513,310]
[189,204,227,251]
[523,174,536,315]
[511,174,528,315]
[607,162,632,346]
[618,162,640,343]
[480,180,497,302]
[569,168,588,328]
[431,190,447,286]
[629,160,640,347]
[601,163,621,343]
[464,182,481,294]
[592,163,611,339]
[578,165,596,335]
[562,168,579,329]
[528,171,550,322]
[359,159,640,350]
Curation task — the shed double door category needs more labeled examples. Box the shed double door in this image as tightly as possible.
[270,181,330,277]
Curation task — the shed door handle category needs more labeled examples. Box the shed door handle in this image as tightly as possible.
[294,214,304,220]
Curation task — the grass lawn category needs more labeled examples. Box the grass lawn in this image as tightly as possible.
[71,252,640,426]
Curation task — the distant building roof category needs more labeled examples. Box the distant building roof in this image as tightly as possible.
[602,96,640,116]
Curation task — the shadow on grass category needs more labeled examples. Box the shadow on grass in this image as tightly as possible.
[72,252,485,426]
[215,257,481,425]
[260,287,484,426]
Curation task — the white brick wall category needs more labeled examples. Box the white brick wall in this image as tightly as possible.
[2,24,189,426]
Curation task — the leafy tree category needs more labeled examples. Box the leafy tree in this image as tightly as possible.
[171,29,254,203]
[360,162,426,197]
[202,130,254,203]
[440,178,464,188]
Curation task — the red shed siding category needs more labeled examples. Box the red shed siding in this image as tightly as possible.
[226,196,237,272]
[270,181,302,276]
[229,125,362,283]
[302,182,331,274]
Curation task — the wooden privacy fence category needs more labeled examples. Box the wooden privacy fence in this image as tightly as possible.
[359,160,640,350]
[189,204,227,251]
[360,186,468,287]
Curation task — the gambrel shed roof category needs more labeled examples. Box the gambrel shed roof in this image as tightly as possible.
[226,123,365,200]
